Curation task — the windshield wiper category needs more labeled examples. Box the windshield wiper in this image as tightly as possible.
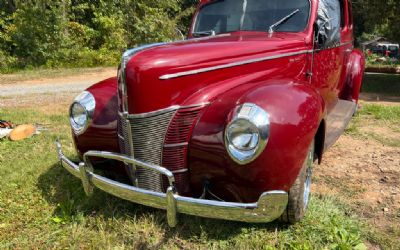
[192,30,216,37]
[268,9,300,34]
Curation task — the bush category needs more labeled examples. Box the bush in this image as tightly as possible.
[0,50,17,73]
[365,52,400,67]
[0,0,192,72]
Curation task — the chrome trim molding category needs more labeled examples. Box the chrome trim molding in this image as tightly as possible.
[159,50,313,80]
[171,169,189,174]
[122,43,167,61]
[159,41,353,81]
[314,41,354,52]
[121,106,180,119]
[118,102,210,119]
[303,141,314,209]
[56,141,288,227]
[164,142,189,148]
[119,43,167,112]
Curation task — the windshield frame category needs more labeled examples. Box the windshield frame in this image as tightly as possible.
[191,0,312,36]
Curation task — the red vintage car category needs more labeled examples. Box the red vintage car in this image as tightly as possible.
[57,0,365,227]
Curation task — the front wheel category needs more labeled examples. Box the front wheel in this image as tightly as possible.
[283,140,315,223]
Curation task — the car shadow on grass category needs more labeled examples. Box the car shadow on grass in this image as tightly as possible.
[37,162,289,243]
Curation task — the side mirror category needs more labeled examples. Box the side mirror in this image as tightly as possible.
[314,21,329,49]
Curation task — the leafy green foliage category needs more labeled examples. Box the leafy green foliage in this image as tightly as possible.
[0,0,195,72]
[353,0,400,43]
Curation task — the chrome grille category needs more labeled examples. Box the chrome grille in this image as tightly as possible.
[118,109,177,192]
[162,106,204,195]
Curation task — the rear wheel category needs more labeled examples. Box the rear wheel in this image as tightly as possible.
[283,141,315,223]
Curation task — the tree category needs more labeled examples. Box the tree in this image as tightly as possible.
[352,0,400,42]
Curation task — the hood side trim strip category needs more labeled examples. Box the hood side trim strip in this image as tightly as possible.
[159,49,313,80]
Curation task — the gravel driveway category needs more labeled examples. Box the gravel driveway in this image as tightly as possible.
[0,68,115,97]
[0,80,96,97]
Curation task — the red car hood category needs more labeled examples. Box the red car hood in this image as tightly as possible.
[125,31,308,113]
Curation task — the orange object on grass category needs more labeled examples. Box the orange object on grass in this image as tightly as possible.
[9,124,36,141]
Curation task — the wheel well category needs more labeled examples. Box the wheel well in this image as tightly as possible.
[314,120,325,164]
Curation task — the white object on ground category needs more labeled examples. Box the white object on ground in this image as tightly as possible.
[0,128,13,138]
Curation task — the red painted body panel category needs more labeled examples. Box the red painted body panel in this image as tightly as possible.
[339,49,366,102]
[70,0,365,202]
[73,77,119,159]
[125,32,309,114]
[189,82,323,202]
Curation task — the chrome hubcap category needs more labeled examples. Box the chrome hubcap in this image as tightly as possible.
[303,148,313,208]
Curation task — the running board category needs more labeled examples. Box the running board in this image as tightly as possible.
[324,100,357,150]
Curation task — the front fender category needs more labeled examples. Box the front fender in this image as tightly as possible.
[188,81,325,203]
[340,49,365,102]
[72,77,119,159]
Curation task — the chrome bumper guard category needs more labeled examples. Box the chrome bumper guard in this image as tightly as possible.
[56,141,288,227]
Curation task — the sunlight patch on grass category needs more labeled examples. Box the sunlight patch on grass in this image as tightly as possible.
[360,103,400,122]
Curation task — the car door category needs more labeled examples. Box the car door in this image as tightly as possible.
[311,0,347,113]
[337,0,354,99]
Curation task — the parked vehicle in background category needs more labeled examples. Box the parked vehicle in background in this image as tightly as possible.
[371,43,399,59]
[56,0,365,227]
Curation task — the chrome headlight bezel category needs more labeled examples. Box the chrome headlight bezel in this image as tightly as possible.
[69,91,96,135]
[225,103,270,165]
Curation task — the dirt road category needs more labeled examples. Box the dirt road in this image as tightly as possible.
[0,68,115,97]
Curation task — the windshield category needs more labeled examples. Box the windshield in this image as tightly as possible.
[194,0,311,35]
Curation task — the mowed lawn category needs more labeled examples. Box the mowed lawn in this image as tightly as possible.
[0,73,399,249]
[0,108,368,249]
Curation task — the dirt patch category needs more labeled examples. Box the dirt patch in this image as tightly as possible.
[0,67,115,86]
[353,116,400,145]
[365,66,400,75]
[360,93,400,105]
[0,68,116,97]
[0,93,77,114]
[314,128,400,237]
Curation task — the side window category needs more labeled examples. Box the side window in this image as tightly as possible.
[316,0,341,48]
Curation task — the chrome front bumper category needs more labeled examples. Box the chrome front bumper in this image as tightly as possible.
[56,141,288,227]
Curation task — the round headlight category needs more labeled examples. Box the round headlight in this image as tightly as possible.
[227,119,259,151]
[225,103,270,165]
[69,91,95,135]
[71,103,87,127]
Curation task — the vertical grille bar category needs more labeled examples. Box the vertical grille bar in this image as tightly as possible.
[162,106,204,195]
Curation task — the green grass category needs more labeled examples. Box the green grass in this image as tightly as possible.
[362,73,400,96]
[345,104,400,147]
[1,106,397,249]
[360,103,400,122]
